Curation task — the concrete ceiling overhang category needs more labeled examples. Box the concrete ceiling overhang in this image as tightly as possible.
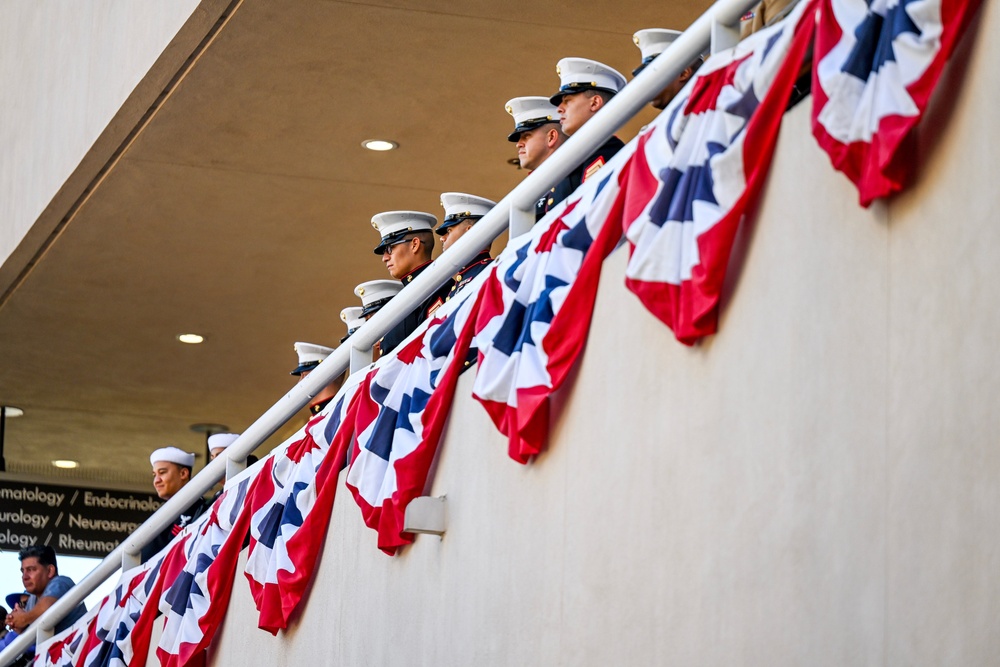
[0,0,708,487]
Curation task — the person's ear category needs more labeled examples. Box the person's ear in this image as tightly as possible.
[679,66,694,83]
[180,467,191,482]
[590,94,605,112]
[546,127,559,148]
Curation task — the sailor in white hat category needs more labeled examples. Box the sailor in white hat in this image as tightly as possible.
[540,58,627,217]
[371,211,452,355]
[632,29,704,110]
[207,433,240,460]
[436,192,495,298]
[290,341,342,415]
[142,446,209,562]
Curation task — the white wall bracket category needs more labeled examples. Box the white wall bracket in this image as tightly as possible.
[403,495,447,536]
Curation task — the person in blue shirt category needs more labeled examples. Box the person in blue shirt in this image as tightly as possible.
[4,546,86,636]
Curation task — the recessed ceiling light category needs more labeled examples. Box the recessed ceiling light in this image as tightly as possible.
[177,333,205,344]
[52,460,79,469]
[361,139,398,151]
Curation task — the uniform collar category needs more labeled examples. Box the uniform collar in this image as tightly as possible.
[464,250,492,269]
[400,260,432,285]
[309,396,333,415]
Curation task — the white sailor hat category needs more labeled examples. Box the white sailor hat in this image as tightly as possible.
[207,432,240,452]
[150,446,196,469]
[632,29,683,75]
[291,341,334,376]
[340,306,366,343]
[371,211,437,255]
[354,279,402,316]
[505,96,560,142]
[549,57,627,105]
[437,193,496,234]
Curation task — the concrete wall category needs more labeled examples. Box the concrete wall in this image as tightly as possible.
[0,0,220,295]
[204,4,998,665]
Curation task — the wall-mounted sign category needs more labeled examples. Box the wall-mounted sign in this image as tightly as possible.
[0,481,163,558]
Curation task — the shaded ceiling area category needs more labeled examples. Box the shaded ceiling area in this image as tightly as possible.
[0,0,708,487]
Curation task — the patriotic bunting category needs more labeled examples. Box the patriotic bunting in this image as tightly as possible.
[471,153,630,463]
[623,0,816,344]
[244,387,357,634]
[812,0,983,205]
[33,602,102,667]
[346,284,484,553]
[156,479,251,666]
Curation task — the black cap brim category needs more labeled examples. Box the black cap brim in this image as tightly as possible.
[632,55,657,78]
[549,84,618,106]
[435,215,481,235]
[361,298,392,316]
[290,361,320,376]
[372,229,411,255]
[507,119,557,142]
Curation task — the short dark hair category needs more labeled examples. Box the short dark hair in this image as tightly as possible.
[583,89,615,104]
[407,230,435,259]
[19,545,57,571]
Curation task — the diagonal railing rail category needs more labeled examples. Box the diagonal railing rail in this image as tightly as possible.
[0,0,765,661]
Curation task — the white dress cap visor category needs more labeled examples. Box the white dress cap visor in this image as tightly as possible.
[551,57,627,104]
[633,28,682,61]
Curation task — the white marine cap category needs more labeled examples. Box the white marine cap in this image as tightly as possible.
[354,279,403,316]
[150,446,196,469]
[371,211,437,254]
[291,341,334,376]
[207,432,240,452]
[437,193,496,234]
[632,29,683,75]
[340,306,365,333]
[504,96,560,142]
[549,57,627,105]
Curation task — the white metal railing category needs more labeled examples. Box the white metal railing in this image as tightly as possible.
[0,0,763,662]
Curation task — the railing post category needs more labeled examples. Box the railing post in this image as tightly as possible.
[711,16,741,53]
[350,345,373,373]
[226,456,247,480]
[509,202,535,239]
[122,549,141,571]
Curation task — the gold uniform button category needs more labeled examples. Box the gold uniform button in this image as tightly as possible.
[454,274,462,281]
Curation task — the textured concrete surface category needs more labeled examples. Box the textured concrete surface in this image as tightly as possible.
[0,0,201,271]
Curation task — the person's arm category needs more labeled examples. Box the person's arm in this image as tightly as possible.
[7,596,56,631]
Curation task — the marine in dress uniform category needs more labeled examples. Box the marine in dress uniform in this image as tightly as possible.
[504,97,566,221]
[290,342,339,415]
[631,29,704,110]
[340,306,365,343]
[141,447,208,563]
[371,211,451,355]
[351,279,403,356]
[436,192,495,299]
[543,58,627,216]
